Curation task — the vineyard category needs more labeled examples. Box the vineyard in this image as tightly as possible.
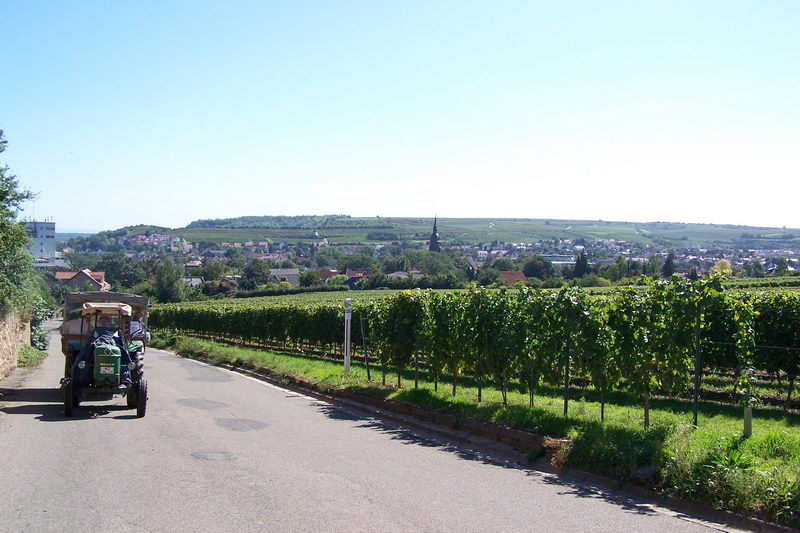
[151,275,800,525]
[152,277,800,416]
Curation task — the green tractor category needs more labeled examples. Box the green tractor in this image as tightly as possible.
[60,292,150,417]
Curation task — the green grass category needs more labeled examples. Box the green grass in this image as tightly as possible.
[17,345,47,367]
[152,333,800,526]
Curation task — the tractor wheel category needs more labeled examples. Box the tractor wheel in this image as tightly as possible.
[126,387,137,408]
[136,379,148,418]
[64,355,73,379]
[64,381,74,417]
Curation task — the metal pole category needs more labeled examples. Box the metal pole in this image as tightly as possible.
[343,299,352,375]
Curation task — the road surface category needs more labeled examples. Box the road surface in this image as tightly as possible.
[0,322,743,532]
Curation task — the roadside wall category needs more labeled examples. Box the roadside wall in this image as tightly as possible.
[0,309,29,379]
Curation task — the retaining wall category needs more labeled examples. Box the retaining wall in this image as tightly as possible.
[0,309,30,379]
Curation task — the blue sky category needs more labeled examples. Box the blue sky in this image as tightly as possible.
[2,1,798,232]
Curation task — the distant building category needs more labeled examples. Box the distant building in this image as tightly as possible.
[25,220,56,259]
[428,217,441,252]
[54,269,111,291]
[182,276,205,288]
[270,268,300,286]
[499,271,526,286]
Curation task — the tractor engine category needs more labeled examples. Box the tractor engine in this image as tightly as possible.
[93,344,121,387]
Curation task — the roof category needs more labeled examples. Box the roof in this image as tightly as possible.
[317,269,339,280]
[499,271,527,285]
[81,302,132,316]
[55,269,106,282]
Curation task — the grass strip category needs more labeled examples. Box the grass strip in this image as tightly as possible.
[17,345,47,368]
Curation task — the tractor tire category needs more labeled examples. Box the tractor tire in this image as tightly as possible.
[64,381,74,417]
[64,356,73,379]
[136,379,148,418]
[126,387,137,408]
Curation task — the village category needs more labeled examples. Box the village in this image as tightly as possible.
[31,219,800,296]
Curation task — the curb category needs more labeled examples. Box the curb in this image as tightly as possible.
[170,349,793,533]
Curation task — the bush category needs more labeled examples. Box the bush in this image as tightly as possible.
[572,274,612,288]
[17,344,46,367]
[541,277,565,288]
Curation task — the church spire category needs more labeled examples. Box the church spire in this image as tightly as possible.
[428,216,441,252]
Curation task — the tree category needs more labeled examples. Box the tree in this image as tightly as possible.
[573,250,590,278]
[337,253,379,273]
[154,259,186,303]
[224,247,242,259]
[661,252,676,277]
[523,256,553,280]
[0,130,36,311]
[240,258,271,290]
[96,252,145,288]
[772,256,789,276]
[298,270,320,287]
[488,257,515,271]
[713,259,733,276]
[477,267,500,286]
[200,259,228,281]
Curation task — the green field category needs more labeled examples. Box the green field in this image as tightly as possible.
[130,216,800,248]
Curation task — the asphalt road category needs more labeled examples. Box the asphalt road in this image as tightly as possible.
[0,322,743,532]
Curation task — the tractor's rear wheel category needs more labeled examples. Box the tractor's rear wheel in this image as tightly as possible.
[136,379,148,418]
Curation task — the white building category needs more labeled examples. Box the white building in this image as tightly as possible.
[25,220,56,259]
[25,220,68,268]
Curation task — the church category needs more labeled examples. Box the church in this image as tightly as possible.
[428,217,441,252]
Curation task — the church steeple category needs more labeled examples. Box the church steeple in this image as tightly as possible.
[428,216,441,252]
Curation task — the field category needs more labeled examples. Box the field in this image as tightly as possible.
[151,216,800,248]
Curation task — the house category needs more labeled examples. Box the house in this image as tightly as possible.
[317,269,340,282]
[182,276,205,288]
[499,271,527,286]
[270,268,300,286]
[54,269,111,291]
[345,268,371,279]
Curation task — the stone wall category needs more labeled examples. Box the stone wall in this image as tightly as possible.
[0,309,29,380]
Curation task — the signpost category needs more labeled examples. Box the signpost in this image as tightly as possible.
[344,299,352,375]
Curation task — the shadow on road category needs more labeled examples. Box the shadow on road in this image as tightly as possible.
[1,387,135,422]
[0,387,61,403]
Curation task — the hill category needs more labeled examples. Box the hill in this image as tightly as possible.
[173,216,800,250]
[79,216,800,250]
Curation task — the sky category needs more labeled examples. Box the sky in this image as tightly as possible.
[1,1,798,233]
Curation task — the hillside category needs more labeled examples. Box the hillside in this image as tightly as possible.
[77,216,800,250]
[174,216,800,250]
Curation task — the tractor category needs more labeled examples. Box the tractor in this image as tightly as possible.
[60,292,150,417]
